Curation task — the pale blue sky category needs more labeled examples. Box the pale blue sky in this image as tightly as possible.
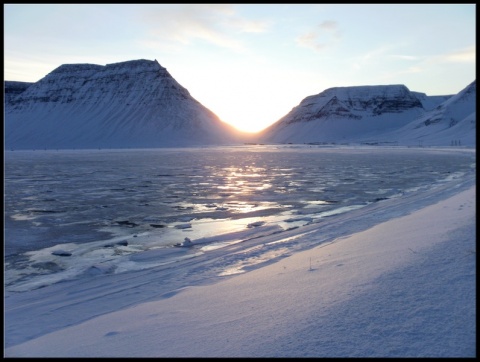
[4,4,476,132]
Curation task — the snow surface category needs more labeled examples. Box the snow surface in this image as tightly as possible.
[4,147,475,357]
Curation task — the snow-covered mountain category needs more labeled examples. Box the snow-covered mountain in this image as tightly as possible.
[257,82,475,146]
[5,59,243,149]
[4,58,475,148]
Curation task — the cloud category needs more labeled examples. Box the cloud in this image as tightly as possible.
[139,4,269,53]
[387,45,476,77]
[359,45,393,63]
[348,45,395,71]
[345,44,427,82]
[357,43,475,70]
[398,46,476,70]
[385,46,476,81]
[295,20,341,52]
[439,45,475,63]
[379,46,475,80]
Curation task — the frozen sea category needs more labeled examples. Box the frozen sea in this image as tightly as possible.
[4,145,476,295]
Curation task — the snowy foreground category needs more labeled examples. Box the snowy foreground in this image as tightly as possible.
[4,148,476,357]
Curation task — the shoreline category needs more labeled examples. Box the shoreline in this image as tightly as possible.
[5,179,476,357]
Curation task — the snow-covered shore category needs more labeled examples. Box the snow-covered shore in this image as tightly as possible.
[5,180,475,357]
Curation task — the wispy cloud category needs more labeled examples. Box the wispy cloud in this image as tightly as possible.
[355,44,475,70]
[139,4,270,53]
[369,48,476,85]
[382,46,476,80]
[439,45,475,63]
[349,45,396,71]
[359,45,395,63]
[295,20,341,52]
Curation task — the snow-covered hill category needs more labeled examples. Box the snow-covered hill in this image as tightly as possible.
[257,82,475,146]
[5,59,243,149]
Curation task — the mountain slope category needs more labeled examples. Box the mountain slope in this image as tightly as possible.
[5,59,242,149]
[384,80,476,146]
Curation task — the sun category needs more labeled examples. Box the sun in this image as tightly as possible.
[214,105,284,133]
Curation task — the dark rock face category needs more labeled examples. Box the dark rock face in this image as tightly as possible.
[5,59,241,149]
[312,96,361,119]
[4,81,33,104]
[370,97,423,115]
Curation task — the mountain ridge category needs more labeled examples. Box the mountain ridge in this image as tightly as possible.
[4,58,475,149]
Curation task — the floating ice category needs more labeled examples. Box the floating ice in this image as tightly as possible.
[51,249,72,257]
[175,223,192,229]
[247,221,266,228]
[174,237,193,248]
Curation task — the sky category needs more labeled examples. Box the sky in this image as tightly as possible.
[4,148,476,356]
[4,4,476,133]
